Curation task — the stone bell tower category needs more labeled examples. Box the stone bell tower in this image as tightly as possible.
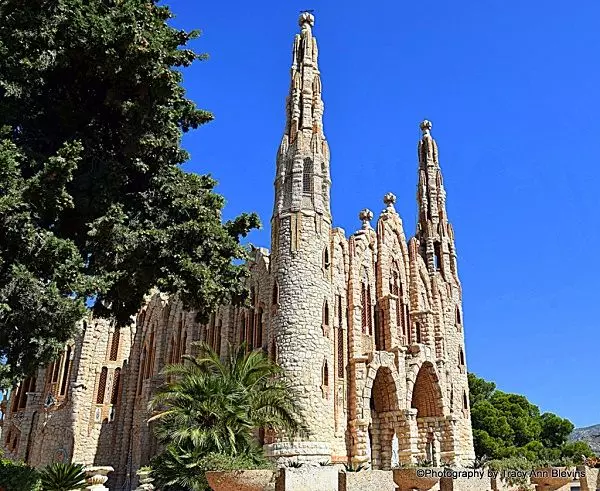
[266,12,336,463]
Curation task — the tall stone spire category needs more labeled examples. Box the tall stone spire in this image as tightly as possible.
[267,13,335,464]
[415,120,458,279]
[273,11,331,221]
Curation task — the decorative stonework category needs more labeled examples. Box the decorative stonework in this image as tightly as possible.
[359,209,374,230]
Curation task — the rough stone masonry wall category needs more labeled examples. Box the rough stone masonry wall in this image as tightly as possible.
[265,212,336,464]
[1,317,134,470]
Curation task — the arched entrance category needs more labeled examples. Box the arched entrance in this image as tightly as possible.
[410,362,445,465]
[369,367,399,469]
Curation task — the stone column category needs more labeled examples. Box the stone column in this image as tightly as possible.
[397,409,419,464]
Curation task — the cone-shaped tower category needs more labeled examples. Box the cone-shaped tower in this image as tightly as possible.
[267,12,335,463]
[414,120,475,462]
[416,120,458,279]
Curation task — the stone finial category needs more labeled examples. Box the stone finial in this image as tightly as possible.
[299,12,315,29]
[359,209,374,229]
[383,192,397,211]
[420,119,432,135]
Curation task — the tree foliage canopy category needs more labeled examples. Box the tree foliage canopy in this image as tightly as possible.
[468,373,595,463]
[0,0,260,385]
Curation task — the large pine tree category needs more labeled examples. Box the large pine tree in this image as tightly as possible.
[0,0,260,385]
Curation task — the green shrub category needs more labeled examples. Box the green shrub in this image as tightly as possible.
[39,462,87,491]
[0,457,41,491]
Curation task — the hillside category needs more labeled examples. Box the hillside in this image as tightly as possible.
[570,424,600,454]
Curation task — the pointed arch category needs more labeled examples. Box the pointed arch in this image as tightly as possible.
[410,362,444,418]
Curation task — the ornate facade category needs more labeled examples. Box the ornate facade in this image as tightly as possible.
[0,12,475,489]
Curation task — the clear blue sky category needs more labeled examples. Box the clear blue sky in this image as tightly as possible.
[167,0,600,428]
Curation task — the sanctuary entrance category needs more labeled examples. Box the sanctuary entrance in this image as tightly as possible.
[369,366,399,469]
[410,362,445,465]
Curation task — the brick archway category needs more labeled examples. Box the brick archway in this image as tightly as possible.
[409,361,446,465]
[367,366,400,470]
[410,362,443,418]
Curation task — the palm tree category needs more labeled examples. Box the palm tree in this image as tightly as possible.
[149,341,305,455]
[38,462,87,491]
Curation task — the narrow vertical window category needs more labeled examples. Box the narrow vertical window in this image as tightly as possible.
[255,309,263,349]
[323,360,329,388]
[109,329,120,361]
[323,300,329,326]
[323,246,330,270]
[248,311,255,350]
[463,392,469,410]
[59,346,71,396]
[216,321,222,355]
[456,306,462,325]
[434,242,443,272]
[272,282,279,306]
[337,327,344,378]
[111,368,121,405]
[366,285,373,336]
[361,284,367,334]
[52,356,61,382]
[181,330,188,360]
[239,312,246,344]
[97,367,108,404]
[415,322,422,344]
[336,295,342,327]
[303,158,314,194]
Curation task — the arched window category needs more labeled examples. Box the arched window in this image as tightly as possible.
[303,158,314,194]
[97,367,108,404]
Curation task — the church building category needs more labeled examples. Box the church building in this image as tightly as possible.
[1,12,475,490]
